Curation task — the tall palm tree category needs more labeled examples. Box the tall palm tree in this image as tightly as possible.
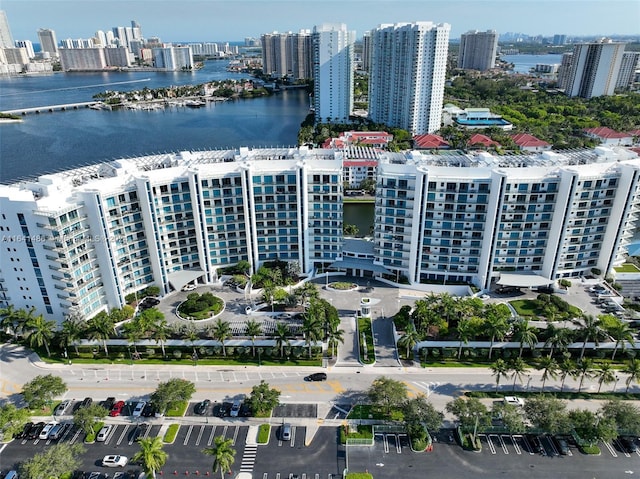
[132,436,168,479]
[123,320,143,355]
[543,324,573,358]
[182,323,200,357]
[456,317,476,359]
[326,322,345,358]
[273,322,290,358]
[301,315,322,358]
[595,363,616,393]
[576,358,595,393]
[579,315,604,359]
[60,316,87,355]
[202,436,235,479]
[622,359,640,393]
[24,314,56,357]
[512,319,538,358]
[483,315,509,360]
[558,359,577,392]
[509,357,529,392]
[537,356,559,392]
[609,321,635,361]
[1,305,36,338]
[212,318,232,357]
[244,318,262,358]
[86,311,115,356]
[490,358,510,392]
[398,325,420,360]
[150,317,171,358]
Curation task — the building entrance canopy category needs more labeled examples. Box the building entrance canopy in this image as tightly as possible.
[329,257,391,274]
[168,269,204,291]
[497,273,552,288]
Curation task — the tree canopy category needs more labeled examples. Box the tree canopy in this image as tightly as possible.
[150,378,196,414]
[19,442,85,479]
[246,380,281,416]
[367,376,408,417]
[22,374,67,410]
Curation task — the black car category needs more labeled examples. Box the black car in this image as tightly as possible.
[526,434,544,454]
[552,436,570,455]
[16,421,33,439]
[618,436,639,453]
[27,422,45,440]
[304,372,327,382]
[194,400,211,415]
[79,397,93,409]
[142,403,156,417]
[102,397,116,410]
[216,402,230,417]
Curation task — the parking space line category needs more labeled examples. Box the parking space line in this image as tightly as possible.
[104,425,117,445]
[231,426,239,446]
[195,425,205,446]
[291,427,296,447]
[613,439,631,458]
[116,425,129,446]
[520,435,534,455]
[602,440,618,457]
[221,425,228,439]
[60,424,74,443]
[479,434,495,454]
[183,425,193,446]
[207,426,216,446]
[275,473,280,479]
[262,474,268,479]
[506,435,521,455]
[491,434,508,454]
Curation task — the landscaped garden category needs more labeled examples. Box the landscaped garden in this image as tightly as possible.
[177,292,224,320]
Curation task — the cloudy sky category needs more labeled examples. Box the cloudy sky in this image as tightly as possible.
[3,0,638,43]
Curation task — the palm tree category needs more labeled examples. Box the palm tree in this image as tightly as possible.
[132,436,168,479]
[60,316,87,355]
[579,315,604,359]
[24,314,56,357]
[398,325,420,360]
[86,311,115,356]
[483,315,509,360]
[273,322,290,358]
[576,358,595,393]
[595,363,616,393]
[509,357,529,392]
[326,322,345,358]
[622,359,640,393]
[301,315,322,358]
[245,318,262,358]
[455,317,476,359]
[150,317,171,358]
[212,318,232,357]
[182,323,200,356]
[609,321,635,361]
[543,324,573,358]
[512,319,538,358]
[558,359,577,392]
[123,320,143,355]
[1,306,36,338]
[537,356,559,392]
[490,358,510,392]
[202,436,235,479]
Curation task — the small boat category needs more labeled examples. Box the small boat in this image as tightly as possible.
[184,100,206,108]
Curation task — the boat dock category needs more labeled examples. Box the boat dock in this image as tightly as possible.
[2,102,101,115]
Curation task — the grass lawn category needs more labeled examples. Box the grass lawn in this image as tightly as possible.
[509,299,541,317]
[163,424,179,443]
[615,263,640,273]
[257,424,270,444]
[357,317,375,364]
[166,401,188,417]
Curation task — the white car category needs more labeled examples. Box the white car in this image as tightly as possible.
[503,396,525,407]
[182,284,196,292]
[102,455,128,468]
[39,421,58,440]
[132,401,146,417]
[96,424,112,442]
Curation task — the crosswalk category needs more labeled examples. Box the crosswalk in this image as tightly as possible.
[240,444,257,472]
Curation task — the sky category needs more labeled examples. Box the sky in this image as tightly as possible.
[2,0,639,43]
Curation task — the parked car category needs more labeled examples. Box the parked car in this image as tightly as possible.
[194,400,211,415]
[28,422,46,440]
[526,434,544,454]
[132,401,146,417]
[48,423,66,440]
[102,397,116,410]
[79,397,93,409]
[553,436,570,455]
[216,403,229,417]
[109,401,125,417]
[54,400,71,416]
[182,284,196,292]
[17,421,33,439]
[280,423,292,441]
[96,425,112,442]
[101,455,128,468]
[230,400,242,418]
[142,402,156,418]
[503,396,525,407]
[39,422,58,440]
[618,436,638,453]
[304,372,327,382]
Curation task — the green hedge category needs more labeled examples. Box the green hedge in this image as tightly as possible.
[257,424,270,444]
[163,424,179,443]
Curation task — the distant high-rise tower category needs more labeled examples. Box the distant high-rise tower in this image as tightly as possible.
[361,31,372,72]
[261,31,312,80]
[0,10,14,48]
[312,23,355,124]
[368,21,450,135]
[37,28,59,57]
[564,39,626,98]
[556,52,574,90]
[458,30,498,71]
[616,51,640,90]
[553,34,566,46]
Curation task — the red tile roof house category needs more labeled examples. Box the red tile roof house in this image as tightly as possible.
[584,127,633,146]
[322,131,393,149]
[511,133,552,152]
[467,133,500,149]
[412,134,450,150]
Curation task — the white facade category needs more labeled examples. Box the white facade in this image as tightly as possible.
[0,10,13,49]
[458,30,498,71]
[37,29,59,57]
[616,51,640,90]
[59,48,107,71]
[368,22,450,135]
[312,23,355,124]
[152,46,194,71]
[565,39,626,98]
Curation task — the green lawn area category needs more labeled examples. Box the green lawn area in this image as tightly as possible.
[615,263,640,273]
[257,424,270,444]
[358,317,375,364]
[163,424,179,443]
[509,299,541,317]
[165,401,188,417]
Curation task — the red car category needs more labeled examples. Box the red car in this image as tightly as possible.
[109,401,125,417]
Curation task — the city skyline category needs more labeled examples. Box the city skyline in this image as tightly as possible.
[2,0,639,44]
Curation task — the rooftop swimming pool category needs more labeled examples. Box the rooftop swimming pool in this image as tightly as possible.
[456,118,512,126]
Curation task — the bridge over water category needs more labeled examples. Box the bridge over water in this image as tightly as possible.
[3,102,101,115]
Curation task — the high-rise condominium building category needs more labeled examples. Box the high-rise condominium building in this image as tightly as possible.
[361,31,372,72]
[0,10,13,48]
[1,146,637,323]
[458,30,498,71]
[261,30,312,80]
[616,51,640,90]
[37,28,59,57]
[312,23,355,124]
[564,39,626,98]
[368,22,450,135]
[556,52,574,90]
